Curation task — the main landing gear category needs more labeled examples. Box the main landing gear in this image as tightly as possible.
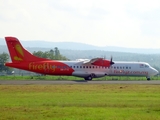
[84,74,95,81]
[84,75,92,81]
[147,77,150,81]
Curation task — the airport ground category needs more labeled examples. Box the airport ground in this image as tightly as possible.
[1,80,160,85]
[0,78,160,120]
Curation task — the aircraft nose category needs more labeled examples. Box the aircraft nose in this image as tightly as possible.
[155,69,159,75]
[152,68,159,76]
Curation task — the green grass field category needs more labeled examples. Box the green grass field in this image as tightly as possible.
[0,75,160,80]
[0,84,160,120]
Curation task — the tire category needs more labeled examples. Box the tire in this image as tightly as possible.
[84,75,92,81]
[147,78,150,81]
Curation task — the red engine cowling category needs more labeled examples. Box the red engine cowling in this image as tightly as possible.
[92,59,111,67]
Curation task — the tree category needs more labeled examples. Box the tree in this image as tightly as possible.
[33,51,44,58]
[54,47,60,60]
[0,52,12,73]
[49,49,54,60]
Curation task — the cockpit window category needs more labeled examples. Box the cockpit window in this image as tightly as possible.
[140,63,150,68]
[145,65,149,68]
[140,64,144,68]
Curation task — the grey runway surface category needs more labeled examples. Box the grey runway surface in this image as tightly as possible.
[0,80,160,85]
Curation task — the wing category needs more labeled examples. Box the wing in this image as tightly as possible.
[83,58,112,67]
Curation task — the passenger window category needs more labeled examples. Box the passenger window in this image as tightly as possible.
[83,66,85,68]
[129,67,131,69]
[117,67,119,69]
[120,67,122,69]
[126,67,128,69]
[114,67,116,69]
[90,66,91,68]
[70,66,72,68]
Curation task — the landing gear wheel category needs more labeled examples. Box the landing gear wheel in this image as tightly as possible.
[84,75,92,81]
[91,73,96,78]
[147,78,150,81]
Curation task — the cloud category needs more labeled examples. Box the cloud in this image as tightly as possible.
[0,0,160,48]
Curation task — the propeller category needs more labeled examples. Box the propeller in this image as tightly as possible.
[110,56,114,65]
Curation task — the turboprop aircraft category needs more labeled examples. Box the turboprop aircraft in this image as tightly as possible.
[5,37,158,81]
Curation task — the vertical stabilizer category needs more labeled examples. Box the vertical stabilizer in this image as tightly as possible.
[5,37,48,63]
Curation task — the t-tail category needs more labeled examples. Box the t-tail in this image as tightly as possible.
[5,37,48,63]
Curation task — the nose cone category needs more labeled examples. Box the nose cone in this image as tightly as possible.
[151,68,159,76]
[155,69,159,75]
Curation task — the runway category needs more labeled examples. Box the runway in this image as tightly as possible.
[0,80,160,85]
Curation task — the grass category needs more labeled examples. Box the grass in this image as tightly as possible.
[0,84,160,120]
[0,75,160,80]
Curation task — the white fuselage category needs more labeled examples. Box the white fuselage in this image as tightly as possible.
[62,61,158,80]
[107,61,158,78]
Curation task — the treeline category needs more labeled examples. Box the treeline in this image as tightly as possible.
[33,47,69,60]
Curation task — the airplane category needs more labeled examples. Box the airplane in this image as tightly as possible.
[4,37,159,81]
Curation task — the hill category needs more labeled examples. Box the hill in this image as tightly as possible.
[0,38,160,54]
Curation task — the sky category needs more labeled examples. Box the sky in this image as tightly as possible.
[0,0,160,48]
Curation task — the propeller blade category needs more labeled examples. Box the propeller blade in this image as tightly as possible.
[110,56,114,65]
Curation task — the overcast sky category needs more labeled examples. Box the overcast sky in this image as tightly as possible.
[0,0,160,48]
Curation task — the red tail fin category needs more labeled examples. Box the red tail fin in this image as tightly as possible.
[5,37,48,63]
